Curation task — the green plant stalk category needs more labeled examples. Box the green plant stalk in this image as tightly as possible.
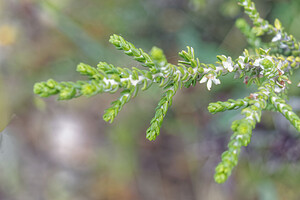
[34,0,300,184]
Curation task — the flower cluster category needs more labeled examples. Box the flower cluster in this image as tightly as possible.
[34,0,299,183]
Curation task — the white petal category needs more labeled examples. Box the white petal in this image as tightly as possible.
[200,76,207,83]
[272,33,281,42]
[207,79,212,90]
[274,85,282,93]
[253,59,261,67]
[228,57,233,64]
[213,78,221,85]
[222,61,233,72]
[238,60,245,69]
[242,1,248,6]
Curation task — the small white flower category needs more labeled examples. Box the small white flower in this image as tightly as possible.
[274,85,284,93]
[242,1,248,6]
[237,56,245,69]
[272,32,282,42]
[253,56,273,70]
[253,58,262,67]
[200,73,221,90]
[222,57,234,72]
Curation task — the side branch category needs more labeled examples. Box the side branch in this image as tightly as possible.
[146,83,179,141]
[208,98,250,114]
[270,94,300,132]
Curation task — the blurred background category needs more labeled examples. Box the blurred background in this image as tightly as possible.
[0,0,299,199]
